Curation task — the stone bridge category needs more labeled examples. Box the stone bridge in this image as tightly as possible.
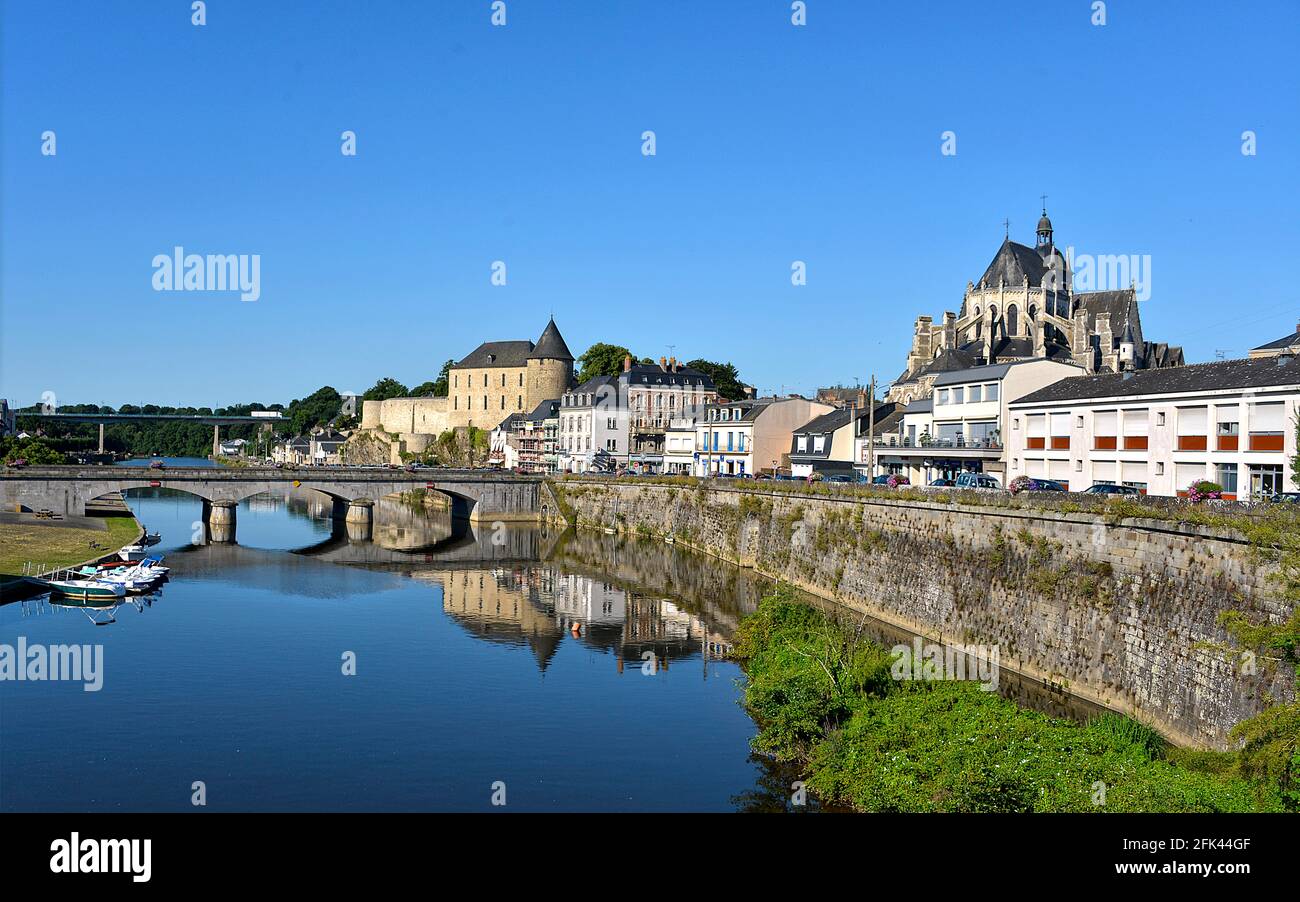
[0,466,546,541]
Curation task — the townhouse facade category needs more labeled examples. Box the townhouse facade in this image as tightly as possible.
[1007,355,1300,497]
[789,404,895,478]
[557,375,623,473]
[697,397,833,477]
[621,356,717,472]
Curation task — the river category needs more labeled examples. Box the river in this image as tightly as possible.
[1,460,1101,812]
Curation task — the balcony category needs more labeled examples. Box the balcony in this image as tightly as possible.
[1177,435,1208,451]
[1050,436,1070,450]
[1094,435,1117,450]
[1249,432,1284,452]
[1123,436,1148,450]
[1217,434,1239,452]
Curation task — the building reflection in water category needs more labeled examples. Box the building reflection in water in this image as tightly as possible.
[435,565,733,674]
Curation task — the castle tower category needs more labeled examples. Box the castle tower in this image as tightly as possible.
[525,317,575,406]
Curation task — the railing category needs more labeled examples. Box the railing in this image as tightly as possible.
[868,436,1002,450]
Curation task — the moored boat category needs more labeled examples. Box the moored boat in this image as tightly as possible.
[38,578,127,600]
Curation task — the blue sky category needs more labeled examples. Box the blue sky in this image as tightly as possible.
[2,0,1297,408]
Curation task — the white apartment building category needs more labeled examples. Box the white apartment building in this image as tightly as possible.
[557,375,624,473]
[664,417,699,475]
[869,358,1082,485]
[1007,354,1300,497]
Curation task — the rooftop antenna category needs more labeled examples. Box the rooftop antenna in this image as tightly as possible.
[1214,350,1228,360]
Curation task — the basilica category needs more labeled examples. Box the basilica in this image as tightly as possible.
[886,210,1183,404]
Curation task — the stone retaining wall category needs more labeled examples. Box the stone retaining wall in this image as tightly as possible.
[552,479,1296,748]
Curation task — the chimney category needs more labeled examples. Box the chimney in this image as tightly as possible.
[623,354,632,373]
[659,356,667,371]
[669,356,677,371]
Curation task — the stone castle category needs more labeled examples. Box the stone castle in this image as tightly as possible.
[887,210,1183,403]
[357,318,575,461]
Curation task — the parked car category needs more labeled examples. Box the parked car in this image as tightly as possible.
[1269,492,1300,503]
[1010,476,1066,494]
[1083,483,1141,496]
[954,472,1001,490]
[149,460,166,470]
[928,477,954,487]
[6,457,28,469]
[870,475,891,485]
[823,474,855,483]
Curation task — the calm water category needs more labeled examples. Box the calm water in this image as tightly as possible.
[1,461,1101,812]
[0,469,790,812]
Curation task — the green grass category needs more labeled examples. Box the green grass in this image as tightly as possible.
[0,516,141,580]
[732,588,1288,812]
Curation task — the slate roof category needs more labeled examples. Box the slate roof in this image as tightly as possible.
[1071,289,1141,341]
[525,399,560,423]
[1012,355,1300,405]
[495,412,526,432]
[622,363,714,389]
[456,340,536,369]
[903,398,933,414]
[794,407,854,437]
[790,403,896,458]
[932,362,1016,386]
[707,399,773,422]
[1253,328,1300,351]
[528,317,574,361]
[977,239,1067,289]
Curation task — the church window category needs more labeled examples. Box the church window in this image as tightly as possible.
[519,374,524,387]
[1007,305,1019,335]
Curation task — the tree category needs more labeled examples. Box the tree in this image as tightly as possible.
[362,377,409,402]
[287,386,342,436]
[576,343,635,384]
[432,358,456,396]
[1293,411,1300,489]
[686,359,746,400]
[1,435,67,465]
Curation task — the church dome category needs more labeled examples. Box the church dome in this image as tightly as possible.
[1037,213,1053,233]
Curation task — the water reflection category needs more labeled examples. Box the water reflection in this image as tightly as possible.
[2,474,1109,813]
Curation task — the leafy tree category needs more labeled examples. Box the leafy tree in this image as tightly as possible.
[1,435,67,464]
[576,343,635,383]
[362,377,409,402]
[432,358,456,397]
[686,359,746,400]
[287,386,342,436]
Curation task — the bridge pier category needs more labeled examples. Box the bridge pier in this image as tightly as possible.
[344,499,374,542]
[203,499,237,544]
[98,423,105,454]
[212,424,221,458]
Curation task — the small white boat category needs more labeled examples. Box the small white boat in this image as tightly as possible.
[142,532,162,546]
[41,578,127,601]
[118,545,149,562]
[77,565,163,592]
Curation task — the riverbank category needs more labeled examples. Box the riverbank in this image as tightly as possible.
[732,588,1288,812]
[0,512,142,590]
